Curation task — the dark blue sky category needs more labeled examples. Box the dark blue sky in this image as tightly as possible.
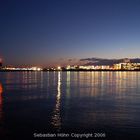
[1,0,140,66]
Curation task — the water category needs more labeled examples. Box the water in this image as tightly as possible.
[0,71,140,139]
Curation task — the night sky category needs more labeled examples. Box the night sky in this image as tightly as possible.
[1,0,140,67]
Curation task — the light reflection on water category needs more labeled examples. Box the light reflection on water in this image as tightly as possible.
[0,83,3,113]
[0,71,140,138]
[0,83,4,136]
[51,72,61,131]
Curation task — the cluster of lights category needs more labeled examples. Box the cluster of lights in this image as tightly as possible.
[2,62,140,72]
[113,63,140,70]
[31,67,42,71]
[2,66,42,71]
[58,63,140,70]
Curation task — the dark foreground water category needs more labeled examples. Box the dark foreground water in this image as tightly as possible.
[0,71,140,139]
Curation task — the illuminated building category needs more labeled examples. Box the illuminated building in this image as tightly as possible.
[79,66,95,70]
[66,65,71,70]
[100,65,110,70]
[114,63,140,70]
[66,65,78,70]
[114,63,122,70]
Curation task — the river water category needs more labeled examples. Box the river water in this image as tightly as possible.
[0,71,140,139]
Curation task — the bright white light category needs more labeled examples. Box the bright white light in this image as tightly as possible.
[37,68,41,71]
[57,66,61,70]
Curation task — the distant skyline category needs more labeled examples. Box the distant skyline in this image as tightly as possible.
[1,0,140,66]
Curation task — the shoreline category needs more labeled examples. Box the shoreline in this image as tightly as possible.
[1,69,140,72]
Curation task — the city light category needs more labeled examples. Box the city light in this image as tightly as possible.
[57,66,61,70]
[1,59,140,71]
[1,66,42,71]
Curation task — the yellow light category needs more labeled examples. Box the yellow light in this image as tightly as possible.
[66,65,70,70]
[37,68,41,71]
[31,67,42,71]
[57,66,61,70]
